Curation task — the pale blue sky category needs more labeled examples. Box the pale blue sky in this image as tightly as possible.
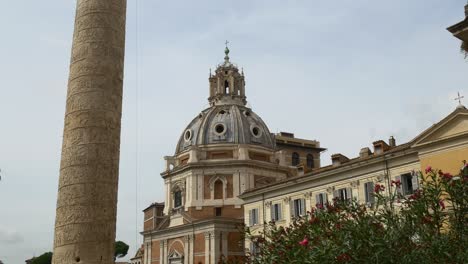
[0,0,467,263]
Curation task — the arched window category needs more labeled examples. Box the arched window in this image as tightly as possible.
[307,154,314,168]
[224,80,229,94]
[214,179,224,199]
[292,152,300,166]
[174,189,182,208]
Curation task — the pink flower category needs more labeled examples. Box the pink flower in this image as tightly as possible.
[439,200,445,210]
[374,184,385,193]
[425,165,432,174]
[337,253,351,262]
[391,179,401,187]
[299,237,309,246]
[409,190,422,200]
[441,172,453,181]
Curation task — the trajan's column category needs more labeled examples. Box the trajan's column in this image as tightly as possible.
[52,0,127,263]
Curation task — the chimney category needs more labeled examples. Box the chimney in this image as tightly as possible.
[372,140,390,155]
[154,202,165,226]
[331,153,349,166]
[359,147,372,158]
[389,136,396,147]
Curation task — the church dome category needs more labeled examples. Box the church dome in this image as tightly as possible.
[175,45,275,154]
[175,104,275,154]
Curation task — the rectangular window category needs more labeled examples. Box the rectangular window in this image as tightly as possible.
[271,203,282,221]
[364,182,375,206]
[315,193,328,208]
[249,208,259,226]
[215,207,222,217]
[250,241,260,257]
[400,173,418,195]
[292,198,306,218]
[335,188,352,201]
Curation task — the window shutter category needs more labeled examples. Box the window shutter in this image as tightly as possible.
[346,188,353,200]
[395,175,403,195]
[300,199,306,215]
[364,183,369,203]
[411,173,419,191]
[323,193,328,207]
[289,200,294,218]
[248,210,252,226]
[368,182,375,204]
[278,204,282,220]
[270,205,275,221]
[256,209,259,224]
[333,190,339,199]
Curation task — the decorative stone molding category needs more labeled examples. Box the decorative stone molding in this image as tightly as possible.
[264,201,272,207]
[171,180,186,192]
[350,180,360,188]
[208,175,228,199]
[204,232,211,240]
[283,196,291,203]
[326,186,335,193]
[376,175,385,182]
[304,191,313,198]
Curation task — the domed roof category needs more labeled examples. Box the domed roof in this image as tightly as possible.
[175,104,275,154]
[175,46,275,154]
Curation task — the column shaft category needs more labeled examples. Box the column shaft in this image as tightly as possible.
[52,1,127,263]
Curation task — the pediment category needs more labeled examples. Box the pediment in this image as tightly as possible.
[168,250,183,259]
[412,108,468,148]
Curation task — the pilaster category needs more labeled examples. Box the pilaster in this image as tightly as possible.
[283,196,291,223]
[204,232,211,264]
[210,231,219,264]
[184,235,191,264]
[221,231,228,260]
[162,239,168,264]
[143,242,148,264]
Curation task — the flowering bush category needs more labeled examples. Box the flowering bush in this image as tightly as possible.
[230,162,468,264]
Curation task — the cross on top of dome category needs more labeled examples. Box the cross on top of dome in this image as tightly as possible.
[224,40,230,62]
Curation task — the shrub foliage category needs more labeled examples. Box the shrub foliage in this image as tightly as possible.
[233,162,467,264]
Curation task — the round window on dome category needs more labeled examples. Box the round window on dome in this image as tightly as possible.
[244,110,251,117]
[251,125,262,138]
[214,123,226,135]
[184,129,192,141]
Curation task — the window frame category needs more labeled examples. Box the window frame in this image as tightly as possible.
[306,154,314,168]
[315,193,328,208]
[292,198,306,218]
[334,187,352,201]
[400,173,418,196]
[271,203,282,222]
[292,152,300,166]
[249,208,259,226]
[215,207,222,217]
[364,182,375,206]
[173,190,182,208]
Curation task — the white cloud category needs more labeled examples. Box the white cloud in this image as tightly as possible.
[0,227,23,244]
